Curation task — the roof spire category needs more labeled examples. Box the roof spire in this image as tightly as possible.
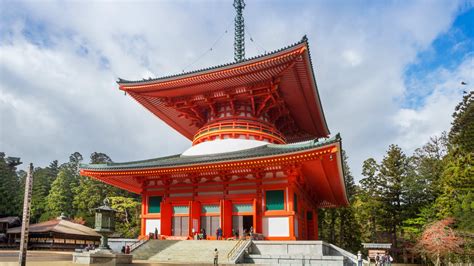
[233,0,245,62]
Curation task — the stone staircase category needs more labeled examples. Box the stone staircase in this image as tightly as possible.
[132,240,239,264]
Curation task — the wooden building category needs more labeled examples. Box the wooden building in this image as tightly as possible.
[7,217,100,250]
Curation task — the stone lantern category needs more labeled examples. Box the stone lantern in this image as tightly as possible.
[73,198,131,265]
[94,198,116,250]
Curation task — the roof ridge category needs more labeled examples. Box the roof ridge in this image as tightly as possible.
[79,153,182,168]
[117,36,309,85]
[79,134,342,171]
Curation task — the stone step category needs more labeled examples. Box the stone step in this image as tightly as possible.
[133,240,239,264]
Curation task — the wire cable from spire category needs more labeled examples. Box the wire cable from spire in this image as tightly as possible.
[181,20,233,73]
[247,26,267,54]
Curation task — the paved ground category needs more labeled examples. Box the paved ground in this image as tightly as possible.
[0,250,73,265]
[0,250,238,265]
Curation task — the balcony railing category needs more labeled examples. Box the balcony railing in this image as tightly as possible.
[193,120,286,145]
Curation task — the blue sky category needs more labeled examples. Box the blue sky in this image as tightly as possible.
[403,6,474,108]
[0,0,473,180]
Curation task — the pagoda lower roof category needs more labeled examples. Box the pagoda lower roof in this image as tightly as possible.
[80,135,348,207]
[80,135,340,171]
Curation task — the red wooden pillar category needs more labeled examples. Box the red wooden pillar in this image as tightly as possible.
[140,193,147,237]
[254,173,263,234]
[190,200,201,236]
[221,199,232,238]
[160,200,172,236]
[313,209,319,240]
[287,186,296,240]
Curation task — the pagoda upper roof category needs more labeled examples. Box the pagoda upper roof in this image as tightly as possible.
[117,36,330,142]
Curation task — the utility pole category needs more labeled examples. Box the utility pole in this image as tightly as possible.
[233,0,245,62]
[19,163,33,266]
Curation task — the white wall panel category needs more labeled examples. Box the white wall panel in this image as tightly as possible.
[145,219,161,234]
[263,217,289,237]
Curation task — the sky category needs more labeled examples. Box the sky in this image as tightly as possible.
[0,0,473,182]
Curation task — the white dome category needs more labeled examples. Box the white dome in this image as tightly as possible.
[181,139,269,156]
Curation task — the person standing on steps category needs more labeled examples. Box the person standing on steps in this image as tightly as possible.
[214,248,219,265]
[357,250,363,266]
[216,227,222,240]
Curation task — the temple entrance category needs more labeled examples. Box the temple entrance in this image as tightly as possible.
[200,216,220,237]
[172,216,189,236]
[232,215,253,237]
[243,215,253,233]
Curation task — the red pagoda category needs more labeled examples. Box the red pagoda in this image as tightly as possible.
[80,3,348,241]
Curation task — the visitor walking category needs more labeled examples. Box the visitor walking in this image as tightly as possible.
[214,248,219,265]
[125,245,130,254]
[387,252,393,266]
[216,227,222,240]
[357,251,363,266]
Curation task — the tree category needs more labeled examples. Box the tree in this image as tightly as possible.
[30,161,59,222]
[44,169,75,219]
[0,153,22,216]
[378,145,409,251]
[358,158,383,240]
[108,196,141,238]
[432,150,474,230]
[72,152,122,225]
[449,90,474,153]
[414,218,464,266]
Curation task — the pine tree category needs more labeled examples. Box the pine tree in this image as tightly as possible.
[30,161,59,222]
[378,145,409,251]
[45,169,75,219]
[72,152,117,225]
[431,92,474,232]
[357,157,383,242]
[0,153,22,216]
[449,90,474,153]
[336,151,361,252]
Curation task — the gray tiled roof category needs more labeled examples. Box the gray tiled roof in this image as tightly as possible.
[80,134,340,171]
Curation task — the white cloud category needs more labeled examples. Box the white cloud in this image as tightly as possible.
[0,0,468,182]
[393,56,473,151]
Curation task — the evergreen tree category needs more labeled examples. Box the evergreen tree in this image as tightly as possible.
[72,152,116,225]
[433,150,474,230]
[449,90,474,153]
[378,145,409,251]
[0,153,22,216]
[432,91,474,232]
[30,161,59,222]
[357,158,383,242]
[45,169,75,219]
[336,151,362,252]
